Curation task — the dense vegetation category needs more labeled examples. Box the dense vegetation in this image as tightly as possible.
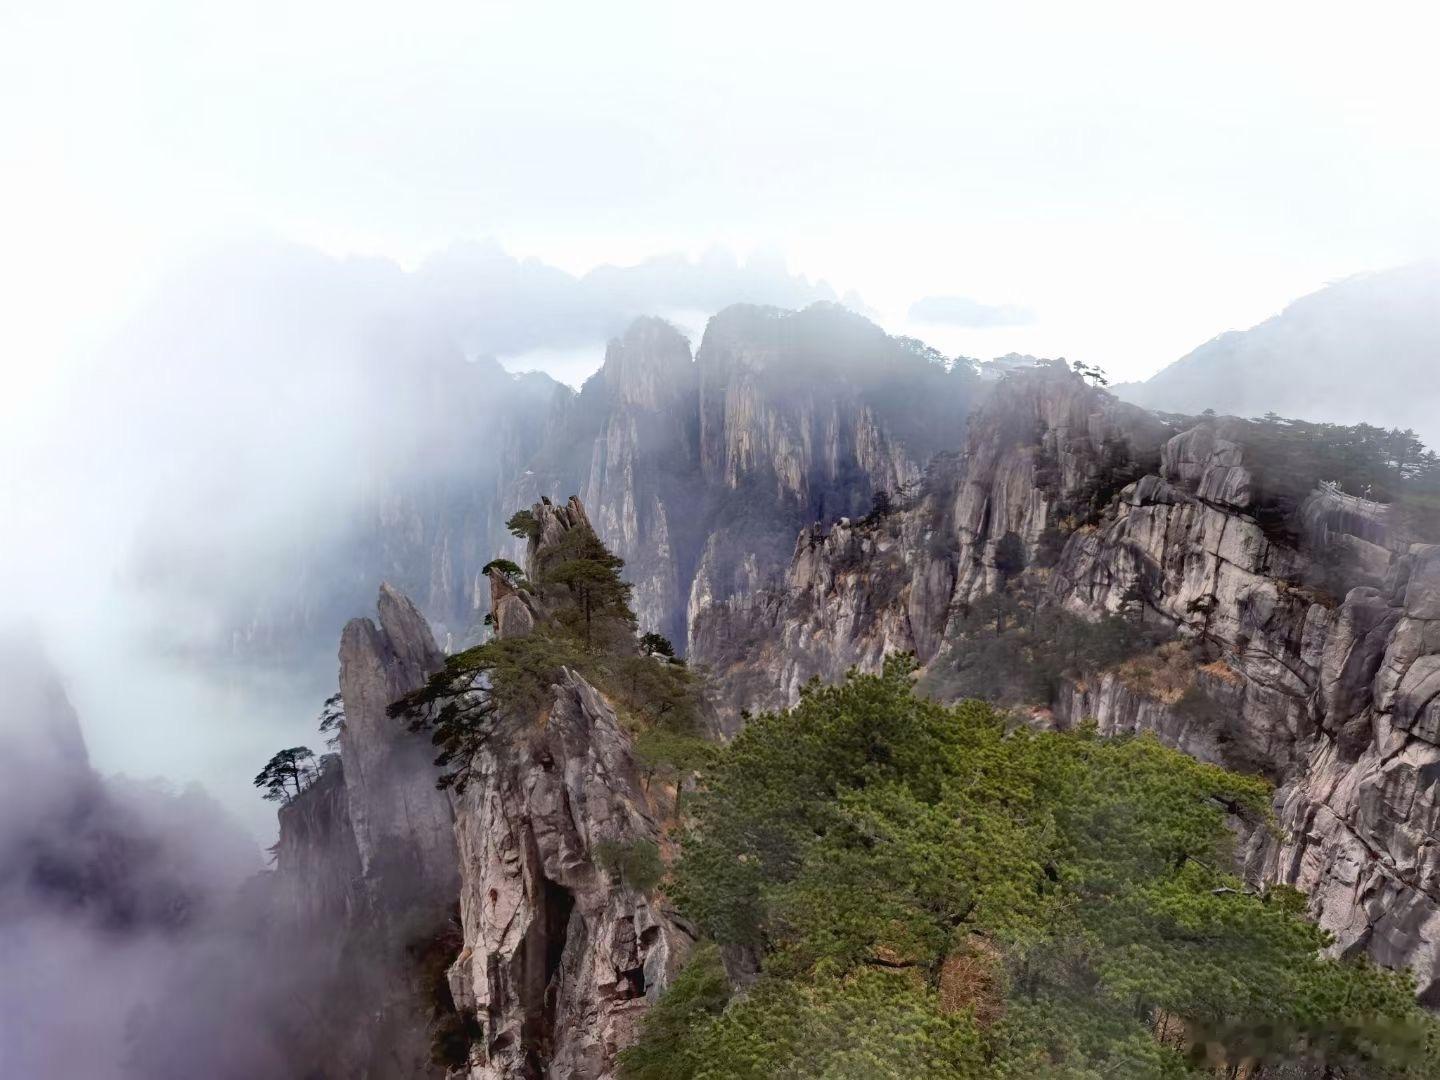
[1238,416,1438,504]
[919,584,1174,708]
[623,659,1439,1079]
[388,506,708,796]
[1220,415,1440,541]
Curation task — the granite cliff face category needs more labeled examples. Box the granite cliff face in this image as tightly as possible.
[272,500,691,1078]
[272,753,361,928]
[691,366,1440,998]
[691,364,1171,716]
[172,302,974,669]
[269,585,457,1080]
[263,328,1440,1052]
[481,304,977,652]
[447,497,692,1079]
[337,583,460,916]
[122,243,840,667]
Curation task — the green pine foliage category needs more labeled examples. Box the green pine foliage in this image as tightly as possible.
[317,691,345,746]
[594,837,665,893]
[533,522,636,649]
[505,508,541,540]
[480,557,529,589]
[649,962,988,1079]
[626,659,1440,1078]
[920,591,1172,708]
[1229,415,1440,542]
[389,506,706,794]
[252,745,318,803]
[614,943,732,1080]
[640,631,677,658]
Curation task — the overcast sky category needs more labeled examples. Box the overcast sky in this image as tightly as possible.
[6,0,1440,408]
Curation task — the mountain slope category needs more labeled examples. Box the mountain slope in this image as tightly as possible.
[693,364,1440,1000]
[1117,262,1440,446]
[497,303,979,650]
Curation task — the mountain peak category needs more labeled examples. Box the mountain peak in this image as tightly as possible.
[598,317,694,408]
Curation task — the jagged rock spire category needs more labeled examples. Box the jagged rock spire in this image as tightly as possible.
[451,495,694,1077]
[337,583,457,912]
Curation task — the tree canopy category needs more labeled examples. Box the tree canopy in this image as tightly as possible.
[253,746,318,803]
[317,691,345,747]
[505,509,541,540]
[920,589,1172,708]
[1230,415,1440,541]
[390,505,704,796]
[626,659,1439,1078]
[533,523,635,649]
[481,558,528,587]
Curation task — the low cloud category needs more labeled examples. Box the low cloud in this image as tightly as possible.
[908,294,1036,328]
[0,236,846,842]
[0,635,326,1079]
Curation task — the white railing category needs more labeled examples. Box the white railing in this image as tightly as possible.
[1316,480,1387,514]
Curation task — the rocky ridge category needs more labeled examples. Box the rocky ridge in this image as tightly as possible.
[269,586,459,1079]
[446,497,692,1079]
[479,304,977,653]
[272,498,691,1078]
[691,365,1440,999]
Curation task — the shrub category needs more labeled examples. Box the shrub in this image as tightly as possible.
[595,838,664,894]
[506,509,541,540]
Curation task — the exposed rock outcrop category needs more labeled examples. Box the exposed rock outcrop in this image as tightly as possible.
[338,583,459,917]
[446,497,692,1079]
[271,498,702,1077]
[269,584,458,1079]
[272,753,362,927]
[692,365,1440,999]
[497,304,977,652]
[693,365,1171,716]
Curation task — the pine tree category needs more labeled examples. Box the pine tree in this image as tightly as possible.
[253,746,317,803]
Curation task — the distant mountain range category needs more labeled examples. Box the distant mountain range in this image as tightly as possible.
[1115,262,1440,447]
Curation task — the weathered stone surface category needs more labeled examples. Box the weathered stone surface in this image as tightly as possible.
[1161,422,1253,508]
[1406,545,1440,620]
[498,304,973,653]
[447,669,690,1079]
[692,366,1440,999]
[269,585,456,1079]
[338,583,458,913]
[694,365,1179,712]
[447,501,693,1078]
[272,754,363,927]
[1052,667,1251,768]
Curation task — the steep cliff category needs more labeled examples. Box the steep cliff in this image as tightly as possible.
[444,498,693,1079]
[121,242,840,668]
[692,364,1171,716]
[691,365,1440,998]
[492,304,977,651]
[268,585,458,1080]
[271,753,362,928]
[272,501,695,1078]
[338,582,459,917]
